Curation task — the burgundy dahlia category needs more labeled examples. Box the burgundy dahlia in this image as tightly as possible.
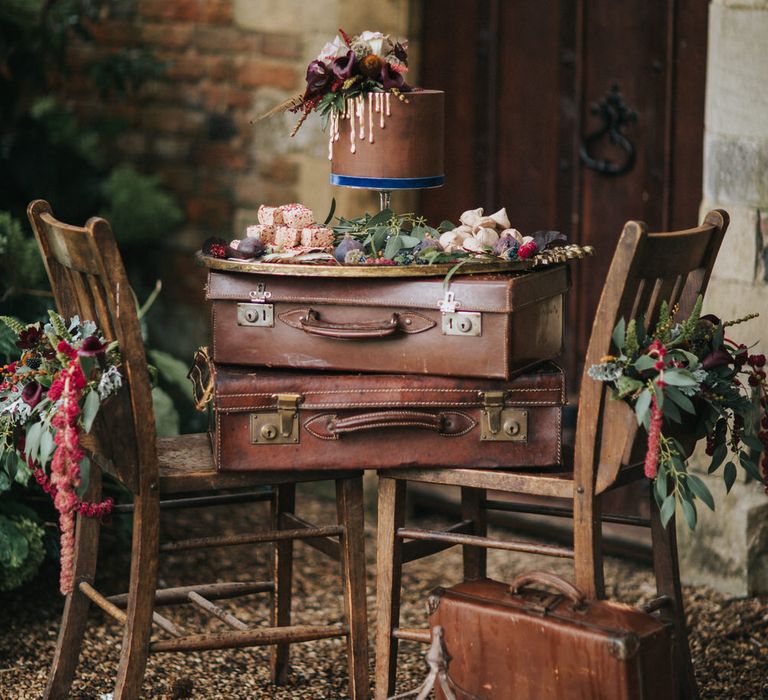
[16,324,43,350]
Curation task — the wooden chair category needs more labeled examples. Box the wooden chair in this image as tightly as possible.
[27,200,369,700]
[374,210,729,700]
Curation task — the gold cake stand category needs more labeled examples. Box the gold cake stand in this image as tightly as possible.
[195,244,594,278]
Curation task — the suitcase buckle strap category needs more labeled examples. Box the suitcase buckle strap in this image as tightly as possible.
[275,393,302,437]
[250,394,302,445]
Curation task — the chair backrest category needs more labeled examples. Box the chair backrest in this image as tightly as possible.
[574,210,729,494]
[27,199,157,494]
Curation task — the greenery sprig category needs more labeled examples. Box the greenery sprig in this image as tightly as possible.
[589,297,767,530]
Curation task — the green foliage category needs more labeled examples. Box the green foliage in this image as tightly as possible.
[0,212,45,301]
[100,166,183,247]
[591,296,764,531]
[152,387,180,437]
[0,503,45,592]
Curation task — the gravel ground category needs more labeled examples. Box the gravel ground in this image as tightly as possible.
[1,485,767,699]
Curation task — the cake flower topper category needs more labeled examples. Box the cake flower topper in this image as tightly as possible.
[256,28,412,137]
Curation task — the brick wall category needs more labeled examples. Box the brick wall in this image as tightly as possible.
[60,0,416,251]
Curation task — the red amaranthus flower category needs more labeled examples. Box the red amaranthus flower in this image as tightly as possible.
[49,358,85,595]
[644,395,664,479]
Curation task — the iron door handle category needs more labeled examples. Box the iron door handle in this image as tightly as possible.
[579,83,637,177]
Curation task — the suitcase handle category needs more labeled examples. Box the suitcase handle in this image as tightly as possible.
[298,308,400,339]
[509,571,586,608]
[330,410,446,435]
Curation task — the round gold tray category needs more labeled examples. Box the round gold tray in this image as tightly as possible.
[195,251,534,277]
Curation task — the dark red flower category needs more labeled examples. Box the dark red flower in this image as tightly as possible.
[202,237,228,259]
[734,344,749,366]
[333,50,357,81]
[21,380,44,408]
[16,324,43,350]
[748,353,766,368]
[380,61,405,90]
[702,348,734,370]
[305,59,332,96]
[78,336,108,358]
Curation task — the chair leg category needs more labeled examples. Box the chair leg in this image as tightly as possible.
[461,487,487,581]
[650,497,698,700]
[112,490,160,700]
[45,468,103,700]
[573,487,605,599]
[270,483,295,685]
[336,476,370,700]
[374,477,406,700]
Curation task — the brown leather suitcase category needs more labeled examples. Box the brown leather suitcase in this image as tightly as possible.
[190,352,564,471]
[206,267,569,379]
[428,573,675,700]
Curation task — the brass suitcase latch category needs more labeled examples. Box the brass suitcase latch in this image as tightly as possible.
[250,393,301,444]
[238,286,274,327]
[480,391,528,442]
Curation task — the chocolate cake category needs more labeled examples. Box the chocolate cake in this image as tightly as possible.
[328,89,444,190]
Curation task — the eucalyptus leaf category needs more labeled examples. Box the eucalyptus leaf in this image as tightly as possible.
[724,461,737,493]
[615,376,643,398]
[82,389,100,433]
[707,443,728,473]
[371,227,388,251]
[25,422,43,463]
[739,451,762,481]
[662,369,699,387]
[0,470,10,493]
[660,494,676,528]
[367,208,393,227]
[686,474,715,511]
[438,220,456,232]
[612,318,626,351]
[680,497,698,530]
[666,386,695,414]
[654,473,668,504]
[634,355,656,372]
[635,389,652,426]
[662,397,681,423]
[399,235,420,248]
[39,429,54,468]
[741,434,765,454]
[4,452,17,484]
[384,235,403,260]
[411,226,427,240]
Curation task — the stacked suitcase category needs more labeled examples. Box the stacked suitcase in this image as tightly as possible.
[198,265,570,471]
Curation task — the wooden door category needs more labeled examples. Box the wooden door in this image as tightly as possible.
[419,0,708,381]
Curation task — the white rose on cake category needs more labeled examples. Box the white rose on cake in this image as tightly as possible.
[317,35,347,63]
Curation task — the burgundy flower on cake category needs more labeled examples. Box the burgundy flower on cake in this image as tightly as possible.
[305,60,333,96]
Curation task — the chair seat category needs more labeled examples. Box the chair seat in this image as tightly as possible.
[156,433,362,493]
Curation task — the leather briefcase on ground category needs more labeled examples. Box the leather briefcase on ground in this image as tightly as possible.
[190,351,564,471]
[206,267,568,379]
[428,573,674,700]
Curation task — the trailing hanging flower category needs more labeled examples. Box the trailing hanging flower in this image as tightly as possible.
[0,311,121,594]
[589,298,766,530]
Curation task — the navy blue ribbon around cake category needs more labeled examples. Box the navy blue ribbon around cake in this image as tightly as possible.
[330,174,445,190]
